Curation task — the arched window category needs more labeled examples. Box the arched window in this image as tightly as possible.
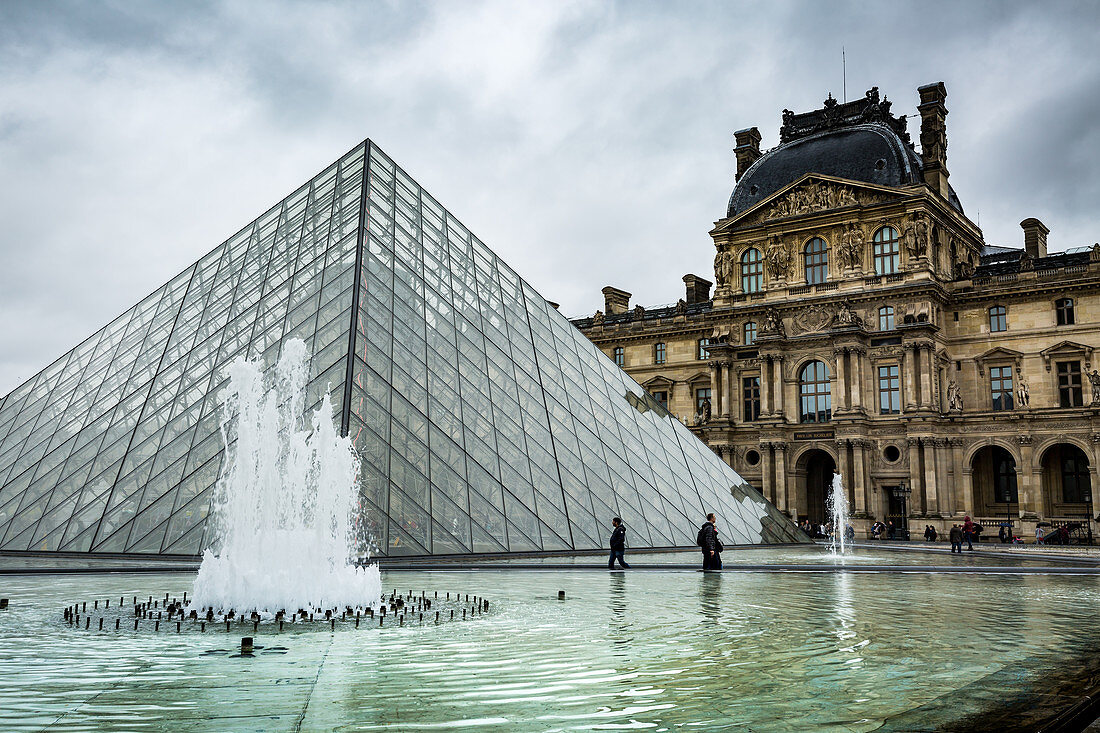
[743,321,757,346]
[1061,445,1091,503]
[1056,298,1075,326]
[613,346,624,367]
[989,305,1007,332]
[654,342,666,364]
[992,446,1018,503]
[873,226,900,275]
[799,360,831,423]
[878,306,895,331]
[741,248,763,293]
[804,238,828,284]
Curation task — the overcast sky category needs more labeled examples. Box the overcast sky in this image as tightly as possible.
[1,0,1098,396]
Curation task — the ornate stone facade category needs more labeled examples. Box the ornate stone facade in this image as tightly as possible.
[575,83,1100,540]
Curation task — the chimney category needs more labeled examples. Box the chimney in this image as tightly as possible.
[1020,218,1049,259]
[683,274,713,305]
[917,82,950,199]
[734,127,762,182]
[601,286,631,315]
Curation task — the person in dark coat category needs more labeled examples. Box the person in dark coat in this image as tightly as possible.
[699,513,723,570]
[608,517,629,569]
[949,524,963,553]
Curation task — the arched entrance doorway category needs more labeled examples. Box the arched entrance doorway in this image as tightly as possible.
[803,450,836,527]
[1040,443,1092,520]
[971,445,1018,517]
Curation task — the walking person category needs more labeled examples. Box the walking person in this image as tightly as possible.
[962,515,975,551]
[608,517,630,569]
[949,524,963,553]
[698,513,723,570]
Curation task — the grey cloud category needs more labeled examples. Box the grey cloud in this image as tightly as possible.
[0,0,1098,395]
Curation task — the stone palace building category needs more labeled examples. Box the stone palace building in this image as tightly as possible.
[574,82,1100,539]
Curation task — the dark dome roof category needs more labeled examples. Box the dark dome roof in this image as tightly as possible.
[727,122,963,217]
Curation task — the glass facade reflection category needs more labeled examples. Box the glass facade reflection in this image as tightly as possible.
[0,141,801,556]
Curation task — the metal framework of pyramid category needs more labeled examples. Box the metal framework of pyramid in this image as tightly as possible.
[0,141,802,556]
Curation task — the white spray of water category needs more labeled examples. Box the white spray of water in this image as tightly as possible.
[190,338,381,613]
[827,472,850,556]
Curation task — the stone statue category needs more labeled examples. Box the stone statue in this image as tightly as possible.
[766,236,792,278]
[592,310,604,325]
[1091,243,1100,263]
[762,307,784,336]
[1089,369,1100,405]
[1017,379,1030,408]
[947,380,963,412]
[835,301,862,327]
[838,224,864,270]
[714,250,732,286]
[633,304,645,319]
[675,299,687,315]
[903,215,929,259]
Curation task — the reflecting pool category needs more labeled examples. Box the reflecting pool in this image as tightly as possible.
[2,549,1099,731]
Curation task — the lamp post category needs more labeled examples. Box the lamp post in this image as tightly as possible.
[1087,487,1094,547]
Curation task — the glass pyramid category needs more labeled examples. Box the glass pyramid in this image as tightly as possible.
[0,141,801,556]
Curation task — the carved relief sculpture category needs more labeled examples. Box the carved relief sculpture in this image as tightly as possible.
[765,181,863,221]
[792,304,834,335]
[833,301,864,328]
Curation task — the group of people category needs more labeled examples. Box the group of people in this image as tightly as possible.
[947,516,982,552]
[607,513,724,570]
[869,520,898,540]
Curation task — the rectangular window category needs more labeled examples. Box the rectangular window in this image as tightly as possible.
[697,338,710,360]
[651,390,668,411]
[877,365,900,414]
[878,307,895,331]
[990,365,1014,411]
[654,342,666,365]
[613,346,624,368]
[695,387,712,414]
[742,377,760,421]
[1056,298,1075,326]
[1057,361,1083,408]
[989,306,1007,332]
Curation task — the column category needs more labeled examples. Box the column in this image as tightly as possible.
[950,437,966,516]
[919,344,934,409]
[852,439,868,515]
[836,438,852,504]
[761,442,775,504]
[775,443,789,513]
[773,356,785,418]
[722,362,734,419]
[850,348,864,411]
[922,438,940,515]
[760,358,772,415]
[908,437,922,515]
[835,348,849,411]
[1017,435,1039,518]
[708,360,720,418]
[903,345,918,410]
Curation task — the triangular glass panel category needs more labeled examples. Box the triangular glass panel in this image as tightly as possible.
[0,139,799,557]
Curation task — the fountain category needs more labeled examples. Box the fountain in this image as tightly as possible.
[827,471,850,555]
[189,338,381,614]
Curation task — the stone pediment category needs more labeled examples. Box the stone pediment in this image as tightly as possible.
[1039,341,1094,371]
[718,174,904,230]
[975,347,1024,375]
[642,375,676,389]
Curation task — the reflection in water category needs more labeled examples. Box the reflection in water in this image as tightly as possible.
[3,569,1100,732]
